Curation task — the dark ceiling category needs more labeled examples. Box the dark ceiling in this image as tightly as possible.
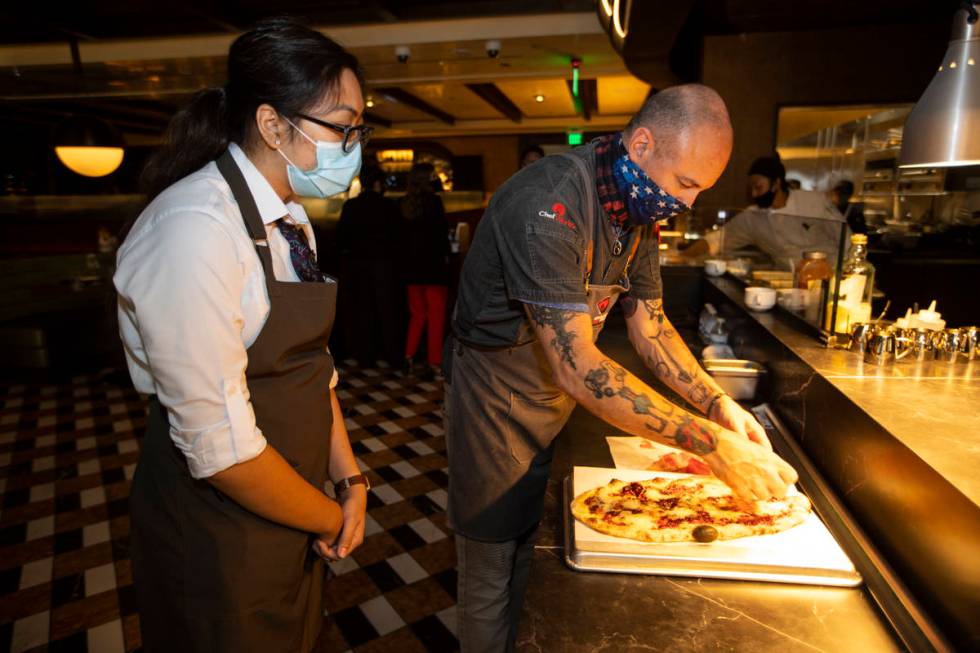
[0,0,960,45]
[0,1,594,43]
[0,0,962,147]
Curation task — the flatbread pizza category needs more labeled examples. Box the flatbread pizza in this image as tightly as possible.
[571,476,810,543]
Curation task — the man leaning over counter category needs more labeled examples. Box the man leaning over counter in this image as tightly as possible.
[683,154,849,269]
[442,84,799,653]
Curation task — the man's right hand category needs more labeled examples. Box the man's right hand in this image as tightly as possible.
[702,428,798,502]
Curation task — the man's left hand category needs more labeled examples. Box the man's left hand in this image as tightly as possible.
[709,395,772,451]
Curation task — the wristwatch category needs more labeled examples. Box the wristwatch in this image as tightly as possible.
[334,474,370,495]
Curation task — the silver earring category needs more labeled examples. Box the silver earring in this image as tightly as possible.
[275,137,281,146]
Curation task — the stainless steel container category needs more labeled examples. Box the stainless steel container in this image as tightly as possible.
[865,329,911,366]
[703,360,765,400]
[933,329,963,362]
[849,322,877,354]
[959,326,978,361]
[902,328,933,362]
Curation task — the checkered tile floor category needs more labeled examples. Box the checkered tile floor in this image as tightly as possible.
[0,362,459,653]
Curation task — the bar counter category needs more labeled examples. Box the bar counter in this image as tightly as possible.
[704,275,980,508]
[515,269,978,652]
[515,408,903,653]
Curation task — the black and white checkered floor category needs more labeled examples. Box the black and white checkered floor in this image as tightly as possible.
[0,362,459,653]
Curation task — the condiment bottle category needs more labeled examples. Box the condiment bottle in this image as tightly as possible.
[832,234,875,333]
[796,250,831,323]
[912,300,946,331]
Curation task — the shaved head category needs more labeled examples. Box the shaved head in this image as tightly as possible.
[621,84,733,207]
[626,84,732,161]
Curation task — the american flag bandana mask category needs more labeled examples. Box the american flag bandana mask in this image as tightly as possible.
[612,144,690,225]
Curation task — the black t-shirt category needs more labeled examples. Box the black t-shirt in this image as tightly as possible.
[337,190,402,261]
[452,140,663,348]
[400,193,450,285]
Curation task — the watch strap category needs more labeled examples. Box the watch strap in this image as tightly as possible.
[334,474,370,495]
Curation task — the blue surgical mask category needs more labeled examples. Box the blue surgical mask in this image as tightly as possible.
[277,119,362,198]
[613,150,690,225]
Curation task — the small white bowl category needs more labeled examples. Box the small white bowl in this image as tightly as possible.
[777,288,807,311]
[702,344,736,359]
[744,286,777,311]
[704,259,727,277]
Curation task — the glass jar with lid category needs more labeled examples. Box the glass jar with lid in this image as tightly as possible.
[796,250,831,290]
[796,250,831,323]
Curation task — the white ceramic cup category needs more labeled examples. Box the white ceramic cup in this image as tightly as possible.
[704,259,727,276]
[777,288,807,311]
[745,286,777,311]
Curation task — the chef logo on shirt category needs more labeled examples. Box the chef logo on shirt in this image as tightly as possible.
[538,202,576,230]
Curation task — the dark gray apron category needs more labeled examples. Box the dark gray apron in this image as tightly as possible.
[445,153,642,542]
[129,150,337,652]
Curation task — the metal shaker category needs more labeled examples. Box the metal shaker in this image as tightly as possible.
[959,326,978,362]
[902,328,933,362]
[849,323,877,354]
[865,330,902,365]
[933,329,963,362]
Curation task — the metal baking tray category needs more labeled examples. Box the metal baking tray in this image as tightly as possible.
[563,467,862,587]
[703,359,766,400]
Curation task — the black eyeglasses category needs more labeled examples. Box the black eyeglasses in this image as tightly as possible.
[296,113,373,154]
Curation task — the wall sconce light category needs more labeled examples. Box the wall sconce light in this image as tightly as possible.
[53,116,125,178]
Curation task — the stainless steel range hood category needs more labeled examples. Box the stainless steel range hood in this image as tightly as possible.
[900,2,980,168]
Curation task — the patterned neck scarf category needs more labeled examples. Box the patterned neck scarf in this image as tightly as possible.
[595,134,689,234]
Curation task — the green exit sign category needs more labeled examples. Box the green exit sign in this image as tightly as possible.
[567,132,583,145]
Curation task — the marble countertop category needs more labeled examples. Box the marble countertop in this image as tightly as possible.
[516,406,904,653]
[706,276,980,507]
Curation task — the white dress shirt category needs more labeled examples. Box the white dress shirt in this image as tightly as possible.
[115,143,338,479]
[704,189,849,270]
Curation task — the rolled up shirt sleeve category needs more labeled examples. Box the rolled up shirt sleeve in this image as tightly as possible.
[115,209,267,479]
[493,187,589,306]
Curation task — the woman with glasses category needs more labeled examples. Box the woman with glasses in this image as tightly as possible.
[115,18,370,652]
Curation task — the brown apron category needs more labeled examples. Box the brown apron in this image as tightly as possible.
[129,150,337,652]
[445,153,641,542]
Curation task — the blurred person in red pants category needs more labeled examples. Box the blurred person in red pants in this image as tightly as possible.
[400,163,450,378]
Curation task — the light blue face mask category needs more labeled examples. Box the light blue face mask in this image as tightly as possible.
[277,118,362,198]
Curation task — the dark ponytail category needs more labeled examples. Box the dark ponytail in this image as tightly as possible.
[140,16,362,202]
[140,87,228,201]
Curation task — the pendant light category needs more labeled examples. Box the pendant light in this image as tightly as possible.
[53,115,126,178]
[899,1,980,168]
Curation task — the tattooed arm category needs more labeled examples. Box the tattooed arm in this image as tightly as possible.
[525,304,795,500]
[620,296,771,449]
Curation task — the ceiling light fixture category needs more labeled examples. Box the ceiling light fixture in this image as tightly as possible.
[571,58,581,98]
[611,0,629,39]
[534,94,545,103]
[366,97,376,108]
[899,1,980,168]
[53,116,125,178]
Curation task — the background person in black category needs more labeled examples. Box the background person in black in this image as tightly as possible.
[831,179,868,234]
[337,164,405,366]
[401,163,450,377]
[519,144,545,169]
[444,84,799,652]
